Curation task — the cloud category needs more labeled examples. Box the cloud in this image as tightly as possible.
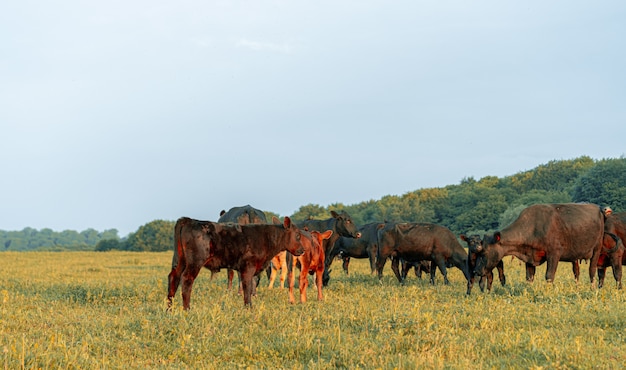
[236,38,292,53]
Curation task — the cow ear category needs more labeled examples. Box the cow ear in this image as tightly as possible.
[330,210,339,218]
[460,234,467,241]
[220,210,226,217]
[272,216,280,225]
[283,216,292,229]
[494,231,501,242]
[322,230,333,240]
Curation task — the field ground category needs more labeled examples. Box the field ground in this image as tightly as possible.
[1,251,625,369]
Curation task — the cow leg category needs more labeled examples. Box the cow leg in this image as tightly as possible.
[277,252,288,288]
[342,256,350,275]
[525,263,536,282]
[288,258,297,304]
[597,267,606,288]
[227,269,235,290]
[545,256,559,283]
[497,260,506,286]
[391,257,403,284]
[434,256,449,285]
[167,265,184,309]
[315,267,324,301]
[572,260,580,282]
[299,263,309,303]
[239,268,256,307]
[612,260,622,290]
[368,252,377,275]
[268,262,278,289]
[485,270,494,291]
[401,260,410,281]
[181,264,203,310]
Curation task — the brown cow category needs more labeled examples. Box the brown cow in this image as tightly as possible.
[288,229,333,304]
[267,251,288,289]
[596,232,624,289]
[167,216,305,309]
[217,205,268,291]
[475,203,604,284]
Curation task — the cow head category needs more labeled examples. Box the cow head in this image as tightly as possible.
[281,216,306,256]
[473,231,502,276]
[331,210,361,239]
[460,234,483,253]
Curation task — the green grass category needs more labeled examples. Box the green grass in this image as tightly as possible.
[1,251,625,369]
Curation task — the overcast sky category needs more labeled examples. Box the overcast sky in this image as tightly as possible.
[1,1,625,237]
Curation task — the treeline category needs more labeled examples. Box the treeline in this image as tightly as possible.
[3,156,625,252]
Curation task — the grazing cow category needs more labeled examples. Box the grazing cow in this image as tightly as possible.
[301,211,361,286]
[288,229,333,304]
[167,216,305,309]
[596,211,626,288]
[330,222,384,276]
[461,234,506,294]
[217,205,268,290]
[596,232,624,289]
[376,222,470,286]
[474,203,604,284]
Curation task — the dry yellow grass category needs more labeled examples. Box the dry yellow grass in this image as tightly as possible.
[1,251,625,369]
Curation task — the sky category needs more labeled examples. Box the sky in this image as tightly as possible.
[1,1,625,237]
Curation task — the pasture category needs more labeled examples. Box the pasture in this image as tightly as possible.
[1,251,625,369]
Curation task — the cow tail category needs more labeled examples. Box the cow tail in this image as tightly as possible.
[171,217,190,269]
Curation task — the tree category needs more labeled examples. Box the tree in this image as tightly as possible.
[95,239,122,251]
[126,220,175,252]
[572,158,626,211]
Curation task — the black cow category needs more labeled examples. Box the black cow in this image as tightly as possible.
[474,203,604,284]
[330,222,384,276]
[167,216,305,309]
[217,205,268,290]
[597,232,624,289]
[460,234,505,294]
[301,211,361,286]
[376,222,470,286]
[400,259,431,280]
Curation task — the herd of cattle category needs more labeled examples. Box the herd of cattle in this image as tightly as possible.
[167,203,626,309]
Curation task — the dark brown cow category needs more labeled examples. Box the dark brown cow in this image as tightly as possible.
[597,211,626,288]
[461,234,506,294]
[217,205,268,290]
[330,222,384,276]
[167,216,305,309]
[301,210,361,286]
[288,229,333,304]
[475,203,604,284]
[376,222,470,286]
[596,232,624,289]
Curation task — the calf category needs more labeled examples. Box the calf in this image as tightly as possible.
[267,251,288,289]
[376,222,470,286]
[288,229,333,304]
[302,210,361,286]
[330,222,384,276]
[461,234,505,294]
[400,259,431,280]
[597,232,624,289]
[167,216,305,309]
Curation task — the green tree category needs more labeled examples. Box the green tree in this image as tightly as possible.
[126,220,175,252]
[572,158,626,211]
[95,239,122,251]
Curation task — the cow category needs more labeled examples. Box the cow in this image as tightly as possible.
[329,222,384,276]
[217,205,268,290]
[376,222,470,287]
[596,232,624,289]
[460,234,506,295]
[167,216,305,309]
[474,203,604,285]
[400,259,431,280]
[301,210,361,286]
[596,211,626,288]
[288,229,333,304]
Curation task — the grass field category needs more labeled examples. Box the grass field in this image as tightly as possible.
[1,251,625,369]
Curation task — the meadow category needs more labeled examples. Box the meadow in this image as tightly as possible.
[1,251,625,369]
